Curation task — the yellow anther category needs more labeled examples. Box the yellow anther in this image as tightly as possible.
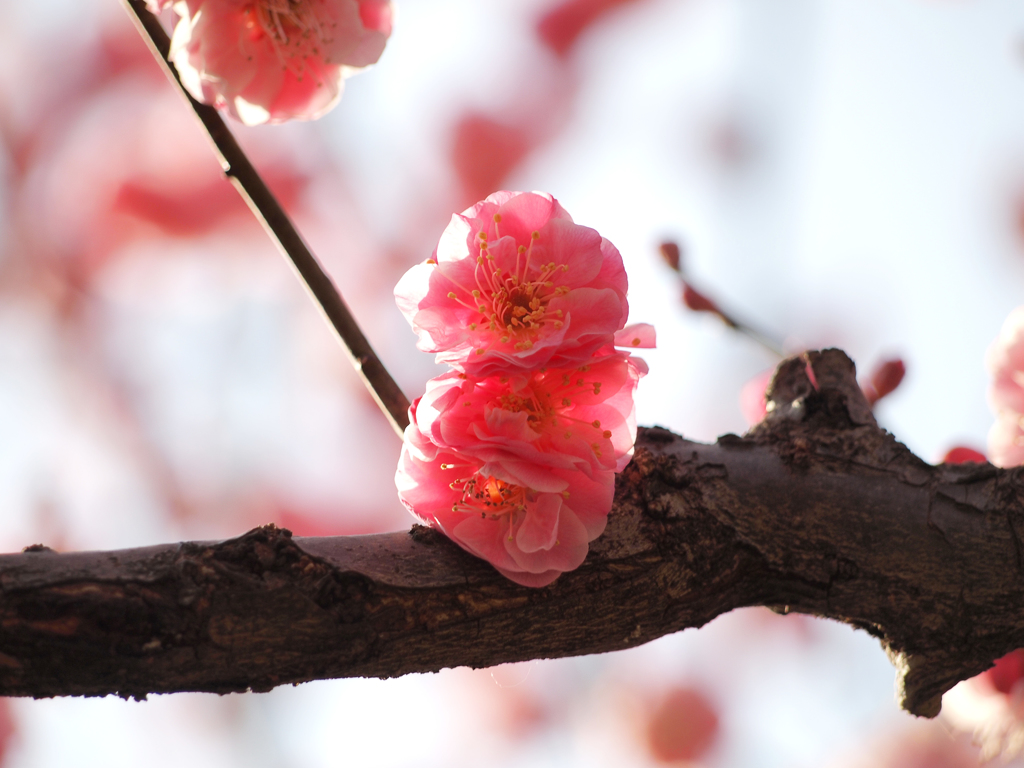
[500,336,510,343]
[531,231,540,239]
[478,232,487,240]
[493,213,502,223]
[426,258,436,264]
[518,245,526,253]
[472,289,481,297]
[603,430,612,439]
[469,323,477,331]
[447,291,457,299]
[475,349,485,356]
[631,338,641,346]
[592,420,601,428]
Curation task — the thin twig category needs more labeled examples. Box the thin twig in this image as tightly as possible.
[122,0,410,437]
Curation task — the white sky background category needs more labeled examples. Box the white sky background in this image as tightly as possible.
[2,0,1024,766]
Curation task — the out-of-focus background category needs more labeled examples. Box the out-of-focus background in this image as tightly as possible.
[0,0,1023,765]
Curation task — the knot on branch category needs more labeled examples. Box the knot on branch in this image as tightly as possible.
[763,349,876,431]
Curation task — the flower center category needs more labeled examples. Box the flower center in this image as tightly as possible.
[446,473,528,520]
[488,368,615,454]
[445,217,571,354]
[250,0,334,60]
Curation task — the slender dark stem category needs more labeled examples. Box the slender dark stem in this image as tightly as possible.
[121,0,410,437]
[716,309,785,358]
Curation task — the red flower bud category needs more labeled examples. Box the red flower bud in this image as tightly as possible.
[862,358,906,405]
[983,649,1024,695]
[942,446,987,465]
[682,283,721,315]
[658,241,681,272]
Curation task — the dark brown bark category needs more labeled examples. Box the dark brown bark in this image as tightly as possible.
[0,350,1020,718]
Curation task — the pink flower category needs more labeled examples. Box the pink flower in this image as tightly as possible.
[988,415,1024,468]
[739,368,773,426]
[987,307,1024,467]
[394,191,630,376]
[414,348,646,481]
[989,306,1024,417]
[396,400,614,587]
[153,0,393,125]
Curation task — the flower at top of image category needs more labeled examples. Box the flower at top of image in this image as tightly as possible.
[395,191,652,587]
[394,190,631,377]
[149,0,393,125]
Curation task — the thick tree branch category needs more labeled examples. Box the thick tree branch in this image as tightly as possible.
[1,350,1020,718]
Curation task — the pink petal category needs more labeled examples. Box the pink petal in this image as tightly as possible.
[515,493,562,553]
[506,506,589,574]
[615,323,656,349]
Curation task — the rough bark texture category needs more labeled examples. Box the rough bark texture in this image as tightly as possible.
[0,349,1020,717]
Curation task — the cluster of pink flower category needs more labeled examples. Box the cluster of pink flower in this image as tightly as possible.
[394,191,653,587]
[987,306,1024,467]
[148,0,393,125]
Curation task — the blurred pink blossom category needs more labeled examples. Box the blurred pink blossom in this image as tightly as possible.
[413,350,645,480]
[396,399,614,587]
[394,191,630,376]
[987,307,1024,466]
[537,0,647,57]
[643,687,719,764]
[739,368,773,426]
[152,0,393,125]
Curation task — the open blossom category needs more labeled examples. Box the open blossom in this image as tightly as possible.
[394,191,630,376]
[987,307,1024,466]
[988,306,1024,416]
[414,339,651,482]
[943,651,1024,761]
[395,191,652,586]
[150,0,393,125]
[396,400,614,587]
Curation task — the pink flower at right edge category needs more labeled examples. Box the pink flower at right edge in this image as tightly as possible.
[394,191,630,377]
[943,305,1024,760]
[396,398,615,588]
[148,0,393,125]
[987,306,1024,467]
